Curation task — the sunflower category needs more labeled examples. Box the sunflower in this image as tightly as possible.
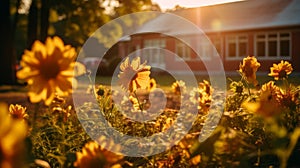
[0,103,28,168]
[260,81,283,101]
[74,136,123,168]
[268,60,293,80]
[17,36,84,105]
[239,56,260,86]
[242,81,283,117]
[171,80,186,95]
[8,104,28,120]
[118,57,151,93]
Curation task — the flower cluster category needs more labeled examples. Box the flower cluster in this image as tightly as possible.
[4,35,300,168]
[242,59,296,118]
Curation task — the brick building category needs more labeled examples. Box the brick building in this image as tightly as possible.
[118,0,300,74]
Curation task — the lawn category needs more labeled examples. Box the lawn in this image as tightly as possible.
[94,73,300,89]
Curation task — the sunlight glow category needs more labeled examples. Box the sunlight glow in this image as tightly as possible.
[152,0,244,10]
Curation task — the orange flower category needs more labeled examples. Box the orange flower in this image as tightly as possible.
[171,80,186,95]
[17,36,85,105]
[268,60,293,80]
[118,57,151,92]
[242,81,283,117]
[190,80,213,113]
[74,136,123,168]
[8,104,28,120]
[199,80,213,96]
[239,56,260,86]
[260,81,283,101]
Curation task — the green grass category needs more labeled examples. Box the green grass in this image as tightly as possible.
[74,73,300,92]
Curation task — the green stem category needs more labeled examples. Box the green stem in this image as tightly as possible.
[242,78,251,96]
[133,91,143,111]
[32,102,40,131]
[257,147,261,166]
[279,128,300,168]
[87,72,97,97]
[282,78,289,93]
[133,91,145,120]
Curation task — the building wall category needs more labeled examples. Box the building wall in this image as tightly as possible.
[292,30,300,72]
[118,27,300,73]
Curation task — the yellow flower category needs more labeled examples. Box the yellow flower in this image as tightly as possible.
[50,95,72,122]
[95,85,112,99]
[281,91,298,110]
[118,57,151,92]
[190,155,201,166]
[268,60,293,80]
[171,80,186,95]
[129,95,141,111]
[148,78,157,91]
[239,56,260,85]
[74,136,123,168]
[242,81,283,117]
[199,80,212,96]
[198,80,213,112]
[189,80,213,113]
[261,81,284,101]
[0,103,28,168]
[8,104,28,120]
[229,81,244,94]
[17,36,84,105]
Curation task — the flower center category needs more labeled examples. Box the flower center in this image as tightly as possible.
[97,89,105,96]
[236,86,243,94]
[40,60,60,80]
[278,70,287,79]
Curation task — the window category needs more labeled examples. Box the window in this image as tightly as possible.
[226,34,248,59]
[255,32,291,59]
[143,39,166,68]
[210,36,222,57]
[175,38,191,60]
[195,35,221,60]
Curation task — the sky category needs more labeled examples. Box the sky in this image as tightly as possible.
[152,0,244,10]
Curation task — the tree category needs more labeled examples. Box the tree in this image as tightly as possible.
[0,0,16,85]
[1,0,161,85]
[27,0,38,48]
[40,0,50,42]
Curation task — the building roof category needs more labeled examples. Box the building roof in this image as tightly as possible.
[135,0,300,35]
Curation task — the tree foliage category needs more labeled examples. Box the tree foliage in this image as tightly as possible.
[2,0,160,84]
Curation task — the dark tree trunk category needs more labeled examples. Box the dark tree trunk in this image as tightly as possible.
[40,0,50,42]
[27,0,38,48]
[0,0,16,85]
[12,0,21,42]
